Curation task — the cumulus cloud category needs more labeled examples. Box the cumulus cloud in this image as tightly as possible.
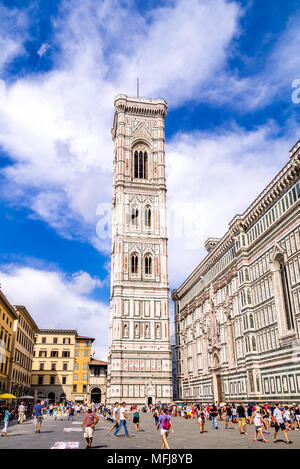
[0,265,109,360]
[166,121,299,287]
[0,5,29,73]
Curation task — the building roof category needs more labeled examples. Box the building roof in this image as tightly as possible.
[75,336,95,342]
[38,329,78,335]
[14,305,39,332]
[89,359,107,366]
[0,290,18,320]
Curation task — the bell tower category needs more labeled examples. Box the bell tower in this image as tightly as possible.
[106,94,173,405]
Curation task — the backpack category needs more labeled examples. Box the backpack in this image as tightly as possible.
[162,417,170,430]
[134,411,139,418]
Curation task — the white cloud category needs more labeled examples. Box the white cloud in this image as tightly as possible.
[0,0,241,244]
[0,5,29,73]
[166,121,299,287]
[0,265,109,360]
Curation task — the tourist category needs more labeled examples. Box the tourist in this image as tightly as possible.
[33,400,44,434]
[232,404,237,423]
[237,402,248,435]
[209,404,218,429]
[157,408,174,449]
[82,404,99,449]
[1,405,13,437]
[251,409,267,443]
[68,405,75,422]
[107,402,120,435]
[153,406,159,426]
[198,406,206,434]
[18,402,25,424]
[225,403,234,429]
[113,402,130,437]
[295,404,300,429]
[133,407,140,432]
[273,403,292,444]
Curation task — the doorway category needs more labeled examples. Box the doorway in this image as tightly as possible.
[147,397,152,406]
[91,387,101,404]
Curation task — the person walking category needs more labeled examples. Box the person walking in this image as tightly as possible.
[107,402,120,436]
[251,409,267,443]
[209,404,218,430]
[237,402,248,435]
[133,407,140,432]
[157,408,174,449]
[82,404,99,449]
[273,403,292,444]
[113,402,130,437]
[153,407,159,426]
[198,407,206,434]
[225,404,234,429]
[18,402,25,424]
[33,400,44,434]
[1,405,13,437]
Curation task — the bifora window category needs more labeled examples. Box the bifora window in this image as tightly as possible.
[131,253,139,274]
[134,147,148,179]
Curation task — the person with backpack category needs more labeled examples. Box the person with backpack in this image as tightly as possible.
[157,408,174,449]
[133,407,140,432]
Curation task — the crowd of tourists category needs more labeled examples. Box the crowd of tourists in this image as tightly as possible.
[1,398,299,448]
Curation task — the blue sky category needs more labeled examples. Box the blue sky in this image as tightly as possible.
[0,0,299,358]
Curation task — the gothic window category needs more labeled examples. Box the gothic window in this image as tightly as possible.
[249,314,254,329]
[252,336,256,351]
[144,254,152,275]
[275,253,295,331]
[131,253,139,275]
[131,207,139,227]
[279,256,294,330]
[145,205,151,228]
[134,149,148,179]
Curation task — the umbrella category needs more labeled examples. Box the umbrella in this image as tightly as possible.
[18,395,34,399]
[0,393,17,399]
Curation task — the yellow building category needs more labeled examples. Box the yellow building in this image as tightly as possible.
[9,306,39,397]
[0,290,18,394]
[72,336,95,403]
[31,329,77,402]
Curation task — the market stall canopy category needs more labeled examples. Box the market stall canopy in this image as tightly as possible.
[18,395,34,399]
[0,393,17,399]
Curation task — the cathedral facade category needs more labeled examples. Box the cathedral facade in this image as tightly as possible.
[106,95,173,405]
[172,140,300,404]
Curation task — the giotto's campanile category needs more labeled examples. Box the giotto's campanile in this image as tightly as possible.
[106,94,172,405]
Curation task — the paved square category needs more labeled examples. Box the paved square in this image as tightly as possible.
[0,412,299,449]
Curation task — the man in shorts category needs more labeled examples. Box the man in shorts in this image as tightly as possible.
[33,400,44,433]
[273,403,292,444]
[82,404,99,449]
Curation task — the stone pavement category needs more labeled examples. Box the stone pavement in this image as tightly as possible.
[0,412,299,449]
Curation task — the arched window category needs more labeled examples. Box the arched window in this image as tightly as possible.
[131,207,138,227]
[134,149,148,179]
[145,205,151,228]
[145,254,152,275]
[252,336,256,351]
[278,255,294,330]
[131,253,139,274]
[249,314,254,329]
